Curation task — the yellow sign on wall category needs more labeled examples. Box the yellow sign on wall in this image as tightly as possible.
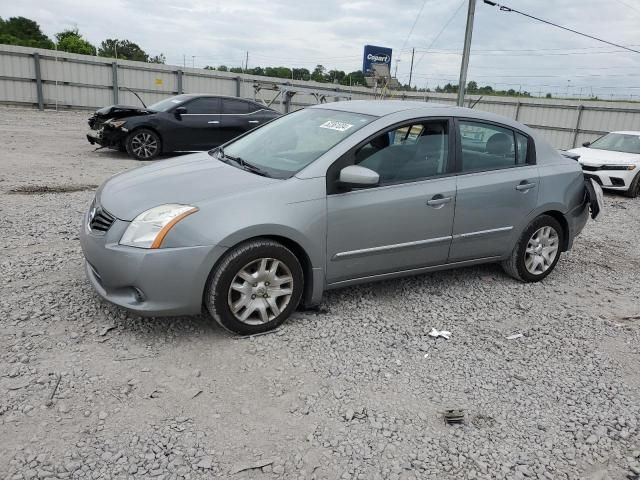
[154,78,163,85]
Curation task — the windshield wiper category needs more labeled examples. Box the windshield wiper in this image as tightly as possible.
[215,148,271,177]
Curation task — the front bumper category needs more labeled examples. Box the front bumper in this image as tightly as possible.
[80,213,227,316]
[86,126,127,148]
[582,168,637,191]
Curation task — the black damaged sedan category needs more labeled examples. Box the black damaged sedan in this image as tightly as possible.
[87,94,280,160]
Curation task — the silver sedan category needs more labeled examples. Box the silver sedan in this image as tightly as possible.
[80,101,594,335]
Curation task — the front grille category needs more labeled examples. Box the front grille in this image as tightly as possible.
[89,201,116,233]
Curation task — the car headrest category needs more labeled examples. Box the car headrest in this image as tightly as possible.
[486,133,511,155]
[370,133,390,150]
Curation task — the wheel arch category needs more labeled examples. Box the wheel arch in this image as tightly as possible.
[538,210,570,251]
[202,234,316,311]
[126,125,164,152]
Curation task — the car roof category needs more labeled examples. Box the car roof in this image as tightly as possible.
[179,94,260,103]
[311,100,465,117]
[310,100,536,135]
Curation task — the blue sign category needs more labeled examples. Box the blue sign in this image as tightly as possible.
[362,45,392,74]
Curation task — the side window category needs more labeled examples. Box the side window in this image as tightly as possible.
[222,99,250,114]
[354,121,449,184]
[459,121,517,172]
[184,97,221,114]
[246,102,261,113]
[516,132,529,165]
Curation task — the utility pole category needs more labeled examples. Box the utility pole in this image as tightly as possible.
[457,0,476,106]
[192,56,195,68]
[183,54,186,68]
[408,47,415,89]
[245,51,249,72]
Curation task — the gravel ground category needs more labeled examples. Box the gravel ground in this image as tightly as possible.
[1,105,639,480]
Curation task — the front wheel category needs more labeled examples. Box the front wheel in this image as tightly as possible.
[126,129,161,160]
[205,240,304,335]
[622,171,640,198]
[502,215,564,282]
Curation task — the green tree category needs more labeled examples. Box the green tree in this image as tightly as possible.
[55,28,96,55]
[292,68,310,81]
[0,16,54,49]
[545,93,552,98]
[311,64,327,82]
[98,39,146,61]
[467,81,478,93]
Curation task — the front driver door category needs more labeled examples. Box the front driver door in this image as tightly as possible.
[325,119,456,284]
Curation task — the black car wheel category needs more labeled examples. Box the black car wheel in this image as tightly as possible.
[126,129,161,161]
[622,171,640,198]
[502,215,564,282]
[205,239,304,336]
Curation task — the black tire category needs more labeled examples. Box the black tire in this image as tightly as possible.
[204,239,304,335]
[622,171,640,198]
[502,215,564,283]
[125,128,161,161]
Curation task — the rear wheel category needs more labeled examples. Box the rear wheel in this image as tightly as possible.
[205,240,304,335]
[502,215,564,282]
[622,171,640,198]
[126,129,161,161]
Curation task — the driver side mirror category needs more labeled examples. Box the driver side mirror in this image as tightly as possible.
[582,141,591,147]
[174,106,187,119]
[338,165,379,189]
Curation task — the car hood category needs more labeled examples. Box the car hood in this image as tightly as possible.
[97,152,279,221]
[93,104,152,119]
[568,147,640,165]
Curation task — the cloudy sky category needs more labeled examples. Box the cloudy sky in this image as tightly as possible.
[5,0,640,98]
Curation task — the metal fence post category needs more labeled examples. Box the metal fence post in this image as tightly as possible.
[111,62,119,104]
[235,77,241,97]
[514,101,521,121]
[33,53,44,110]
[572,105,584,148]
[177,70,183,94]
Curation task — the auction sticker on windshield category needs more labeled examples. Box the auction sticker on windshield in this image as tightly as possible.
[319,120,354,132]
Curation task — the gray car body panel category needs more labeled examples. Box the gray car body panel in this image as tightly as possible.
[80,101,589,317]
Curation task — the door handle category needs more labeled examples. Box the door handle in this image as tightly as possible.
[426,195,452,208]
[248,120,260,124]
[207,121,220,124]
[515,182,536,191]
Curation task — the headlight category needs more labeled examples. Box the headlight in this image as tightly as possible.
[106,119,127,128]
[120,204,198,249]
[602,164,636,171]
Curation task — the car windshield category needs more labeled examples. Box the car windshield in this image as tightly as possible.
[147,95,192,112]
[215,108,376,178]
[589,133,640,154]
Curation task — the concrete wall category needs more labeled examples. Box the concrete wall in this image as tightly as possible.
[2,44,640,150]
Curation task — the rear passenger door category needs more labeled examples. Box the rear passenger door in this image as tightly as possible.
[449,119,538,262]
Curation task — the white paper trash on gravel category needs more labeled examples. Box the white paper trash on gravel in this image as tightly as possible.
[428,328,451,340]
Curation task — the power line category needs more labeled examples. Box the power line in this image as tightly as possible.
[612,0,640,16]
[399,0,428,56]
[412,0,467,71]
[483,1,640,54]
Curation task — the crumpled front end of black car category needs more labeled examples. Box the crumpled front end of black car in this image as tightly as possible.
[86,105,150,150]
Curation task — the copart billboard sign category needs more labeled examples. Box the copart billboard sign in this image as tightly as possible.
[362,45,392,74]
